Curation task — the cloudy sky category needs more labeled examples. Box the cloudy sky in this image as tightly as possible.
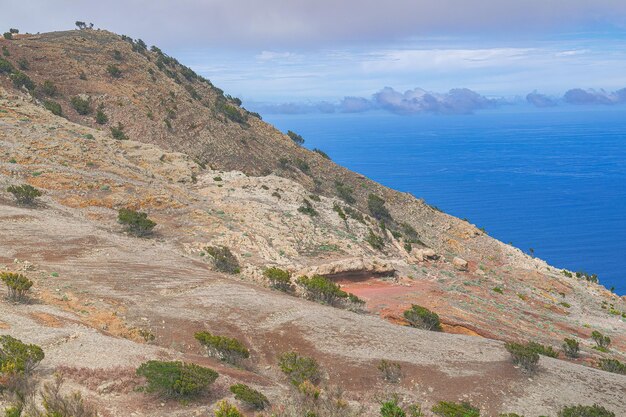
[3,0,626,107]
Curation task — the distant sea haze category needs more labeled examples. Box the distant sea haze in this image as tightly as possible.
[266,106,626,295]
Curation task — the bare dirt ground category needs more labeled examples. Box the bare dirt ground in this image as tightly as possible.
[1,81,625,415]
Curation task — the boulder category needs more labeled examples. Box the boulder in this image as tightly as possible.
[411,248,439,262]
[453,256,469,271]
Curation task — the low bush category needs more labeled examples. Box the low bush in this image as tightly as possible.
[295,158,310,174]
[264,267,292,292]
[3,32,13,40]
[312,148,330,159]
[136,360,218,398]
[526,341,559,358]
[298,199,318,216]
[117,208,156,236]
[194,331,250,365]
[110,123,128,140]
[380,396,423,417]
[278,351,321,386]
[0,57,14,73]
[7,184,41,205]
[562,338,580,358]
[1,46,8,56]
[345,206,365,223]
[287,130,304,145]
[70,96,91,115]
[106,64,122,78]
[17,58,29,70]
[95,109,108,124]
[334,181,355,204]
[333,203,347,220]
[112,50,123,61]
[366,229,385,250]
[217,101,246,124]
[18,375,98,417]
[214,400,244,417]
[403,304,442,331]
[43,100,62,116]
[368,194,392,221]
[377,359,402,383]
[598,358,625,375]
[558,404,615,417]
[0,335,44,376]
[1,272,33,302]
[10,71,34,91]
[505,342,539,373]
[230,383,269,410]
[591,331,610,350]
[297,275,351,306]
[205,245,240,274]
[432,401,480,417]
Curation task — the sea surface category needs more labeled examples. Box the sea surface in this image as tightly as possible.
[264,107,626,295]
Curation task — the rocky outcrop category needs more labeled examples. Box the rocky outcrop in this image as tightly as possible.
[453,256,469,271]
[297,257,396,281]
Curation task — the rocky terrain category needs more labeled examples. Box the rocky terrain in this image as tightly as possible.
[0,29,625,416]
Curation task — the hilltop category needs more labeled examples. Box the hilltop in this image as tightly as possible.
[0,28,625,416]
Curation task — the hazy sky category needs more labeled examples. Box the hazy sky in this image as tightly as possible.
[3,0,626,103]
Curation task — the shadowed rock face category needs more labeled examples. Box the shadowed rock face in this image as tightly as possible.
[0,30,625,416]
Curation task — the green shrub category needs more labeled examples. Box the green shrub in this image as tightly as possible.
[298,199,318,216]
[278,351,320,386]
[117,208,156,236]
[297,275,348,306]
[136,360,218,398]
[3,32,12,40]
[0,57,14,73]
[264,267,292,292]
[112,50,123,61]
[17,58,28,70]
[366,229,385,250]
[558,404,615,417]
[214,400,243,417]
[194,331,249,364]
[377,359,402,383]
[312,148,330,159]
[591,331,610,350]
[95,109,108,124]
[70,96,92,115]
[505,342,540,373]
[110,123,128,140]
[295,158,310,174]
[526,341,558,358]
[205,245,240,274]
[1,272,33,302]
[334,181,355,204]
[230,383,269,410]
[0,335,44,375]
[7,184,41,205]
[10,71,34,91]
[432,401,480,417]
[403,304,441,331]
[217,101,246,124]
[381,397,406,417]
[562,338,580,358]
[287,130,304,145]
[43,100,62,116]
[345,206,365,223]
[1,46,8,56]
[106,64,122,78]
[492,286,503,294]
[598,358,625,375]
[368,194,392,221]
[333,203,347,220]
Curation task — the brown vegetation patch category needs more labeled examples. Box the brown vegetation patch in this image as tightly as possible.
[29,311,65,327]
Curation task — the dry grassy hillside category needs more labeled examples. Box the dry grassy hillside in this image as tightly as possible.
[0,28,625,416]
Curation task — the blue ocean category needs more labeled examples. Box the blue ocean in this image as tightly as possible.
[265,107,626,295]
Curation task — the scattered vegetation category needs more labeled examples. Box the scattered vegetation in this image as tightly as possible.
[117,208,156,236]
[287,130,305,145]
[43,100,62,116]
[217,100,246,124]
[1,45,8,56]
[432,401,480,417]
[95,109,108,124]
[312,148,330,159]
[334,181,355,204]
[575,271,599,284]
[106,64,122,78]
[1,272,33,302]
[295,158,310,174]
[17,58,29,70]
[136,360,218,399]
[10,71,35,91]
[505,342,540,373]
[591,330,611,351]
[0,57,14,74]
[264,267,292,292]
[7,184,42,205]
[110,123,128,140]
[230,383,269,410]
[298,199,318,216]
[214,400,244,417]
[205,245,240,274]
[403,304,442,331]
[278,351,321,386]
[345,206,365,223]
[70,96,92,115]
[333,203,347,220]
[112,49,123,61]
[598,358,625,375]
[558,404,615,417]
[194,331,250,365]
[526,341,559,358]
[380,395,422,417]
[377,359,402,383]
[368,194,392,222]
[562,338,580,358]
[366,229,385,250]
[492,286,503,294]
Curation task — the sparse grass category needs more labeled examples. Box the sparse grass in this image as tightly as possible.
[432,401,480,417]
[377,359,402,383]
